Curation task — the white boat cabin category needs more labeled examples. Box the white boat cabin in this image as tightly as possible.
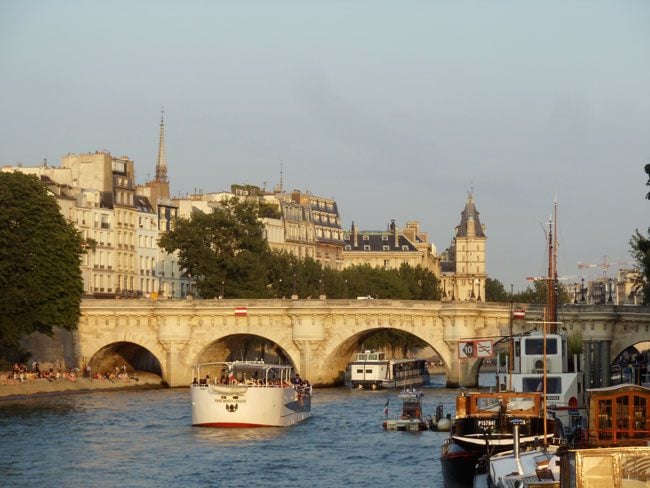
[495,332,584,429]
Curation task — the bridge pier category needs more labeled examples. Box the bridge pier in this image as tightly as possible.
[446,356,482,388]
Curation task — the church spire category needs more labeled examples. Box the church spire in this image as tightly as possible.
[156,106,168,183]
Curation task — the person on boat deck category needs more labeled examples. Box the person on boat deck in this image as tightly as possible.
[205,374,210,384]
[291,374,302,385]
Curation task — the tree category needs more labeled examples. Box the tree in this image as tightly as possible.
[0,172,83,358]
[629,163,650,304]
[485,277,510,302]
[159,197,270,298]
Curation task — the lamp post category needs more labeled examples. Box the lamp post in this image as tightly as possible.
[292,273,297,299]
[476,278,481,302]
[221,281,225,299]
[573,283,578,304]
[277,278,282,298]
[471,275,476,300]
[607,278,613,304]
[580,277,586,303]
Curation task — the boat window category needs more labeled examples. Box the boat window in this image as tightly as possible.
[358,354,367,361]
[633,395,647,433]
[521,376,561,393]
[524,338,558,355]
[366,369,372,373]
[616,394,630,439]
[356,369,364,374]
[598,399,613,441]
[368,354,378,360]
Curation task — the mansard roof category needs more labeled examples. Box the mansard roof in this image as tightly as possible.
[135,195,155,213]
[343,231,418,252]
[456,192,485,238]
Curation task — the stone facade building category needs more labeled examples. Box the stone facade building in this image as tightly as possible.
[1,113,186,299]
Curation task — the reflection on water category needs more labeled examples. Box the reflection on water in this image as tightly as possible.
[192,424,289,444]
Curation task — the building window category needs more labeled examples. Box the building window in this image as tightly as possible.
[345,245,351,250]
[402,245,409,251]
[363,235,369,241]
[382,235,388,241]
[363,245,370,251]
[383,245,389,251]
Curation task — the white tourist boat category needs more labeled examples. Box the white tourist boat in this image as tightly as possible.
[347,350,430,390]
[191,361,312,428]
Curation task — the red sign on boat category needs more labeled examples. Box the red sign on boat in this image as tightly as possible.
[234,307,248,316]
[512,309,526,320]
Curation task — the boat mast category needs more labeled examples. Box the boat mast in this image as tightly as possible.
[547,199,558,333]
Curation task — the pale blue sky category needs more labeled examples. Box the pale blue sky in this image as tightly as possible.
[1,0,648,290]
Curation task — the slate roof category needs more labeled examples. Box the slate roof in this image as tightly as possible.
[456,193,485,237]
[343,231,418,252]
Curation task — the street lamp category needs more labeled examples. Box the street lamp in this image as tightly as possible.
[278,278,282,298]
[292,273,297,298]
[476,278,481,302]
[580,278,586,303]
[608,278,613,304]
[221,281,225,299]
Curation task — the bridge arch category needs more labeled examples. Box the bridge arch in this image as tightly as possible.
[87,341,163,378]
[318,318,451,386]
[191,333,300,370]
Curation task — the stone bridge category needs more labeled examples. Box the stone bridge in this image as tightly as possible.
[73,299,650,387]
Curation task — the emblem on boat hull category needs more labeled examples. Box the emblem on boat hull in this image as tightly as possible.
[225,404,238,413]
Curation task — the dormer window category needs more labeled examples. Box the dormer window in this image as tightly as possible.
[402,245,409,251]
[362,235,369,240]
[344,245,351,250]
[382,235,388,241]
[383,245,390,251]
[363,245,370,251]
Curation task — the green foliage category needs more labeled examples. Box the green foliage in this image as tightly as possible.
[630,230,650,305]
[0,172,83,351]
[485,277,510,302]
[159,197,270,298]
[628,164,650,304]
[512,280,571,305]
[160,199,442,300]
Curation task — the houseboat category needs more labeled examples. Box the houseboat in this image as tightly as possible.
[347,350,430,390]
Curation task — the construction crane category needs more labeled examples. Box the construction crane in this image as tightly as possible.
[577,255,632,278]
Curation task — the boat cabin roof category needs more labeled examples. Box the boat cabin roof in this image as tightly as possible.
[194,361,293,373]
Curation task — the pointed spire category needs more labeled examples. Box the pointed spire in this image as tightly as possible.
[156,106,168,183]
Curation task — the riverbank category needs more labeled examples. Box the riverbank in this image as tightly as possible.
[0,371,165,400]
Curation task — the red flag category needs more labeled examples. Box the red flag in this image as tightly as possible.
[235,307,248,316]
[513,309,526,320]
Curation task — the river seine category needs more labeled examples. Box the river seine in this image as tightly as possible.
[1,374,494,487]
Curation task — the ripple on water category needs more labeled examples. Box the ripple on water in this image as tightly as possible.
[0,384,478,487]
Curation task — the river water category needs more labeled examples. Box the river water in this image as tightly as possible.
[1,374,495,488]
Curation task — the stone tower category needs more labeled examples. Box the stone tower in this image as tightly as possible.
[442,192,487,301]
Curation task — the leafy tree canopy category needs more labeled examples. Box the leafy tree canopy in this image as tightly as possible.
[485,277,510,302]
[629,163,650,304]
[0,172,83,356]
